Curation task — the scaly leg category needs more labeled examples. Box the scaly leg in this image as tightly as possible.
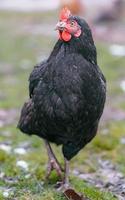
[44,139,63,180]
[56,157,70,190]
[64,158,70,187]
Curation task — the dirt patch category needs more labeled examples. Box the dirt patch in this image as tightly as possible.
[73,159,125,200]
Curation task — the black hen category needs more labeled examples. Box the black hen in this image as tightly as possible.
[18,8,106,188]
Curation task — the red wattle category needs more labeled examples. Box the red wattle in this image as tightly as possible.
[62,31,72,42]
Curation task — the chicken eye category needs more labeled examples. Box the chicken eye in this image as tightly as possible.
[70,21,75,26]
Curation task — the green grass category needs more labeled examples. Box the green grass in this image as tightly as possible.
[0,10,125,199]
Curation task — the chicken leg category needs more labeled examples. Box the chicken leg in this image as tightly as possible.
[56,157,70,190]
[44,140,63,180]
[64,158,69,187]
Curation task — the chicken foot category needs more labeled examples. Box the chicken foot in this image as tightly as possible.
[44,139,63,180]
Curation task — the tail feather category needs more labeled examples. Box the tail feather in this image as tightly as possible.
[17,99,35,135]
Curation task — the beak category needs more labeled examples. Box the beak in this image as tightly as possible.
[55,21,66,31]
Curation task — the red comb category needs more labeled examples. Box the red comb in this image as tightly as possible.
[60,7,71,21]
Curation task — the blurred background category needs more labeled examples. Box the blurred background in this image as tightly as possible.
[0,0,125,199]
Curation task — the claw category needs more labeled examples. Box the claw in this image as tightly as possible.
[55,180,70,191]
[45,158,63,180]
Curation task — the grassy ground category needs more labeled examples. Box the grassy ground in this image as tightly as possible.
[0,10,125,200]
